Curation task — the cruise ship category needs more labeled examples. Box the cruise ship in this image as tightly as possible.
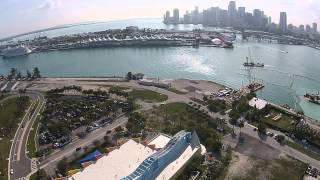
[1,45,32,58]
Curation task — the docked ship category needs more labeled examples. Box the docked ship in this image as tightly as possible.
[243,48,264,67]
[304,92,320,105]
[2,45,32,58]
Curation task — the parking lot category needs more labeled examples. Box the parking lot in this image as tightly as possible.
[37,93,130,156]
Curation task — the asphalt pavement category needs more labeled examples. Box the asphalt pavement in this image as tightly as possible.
[8,92,44,180]
[7,82,319,179]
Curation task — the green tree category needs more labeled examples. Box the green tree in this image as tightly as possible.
[16,71,22,79]
[229,110,240,133]
[258,123,267,134]
[33,169,48,180]
[26,70,32,79]
[127,96,135,112]
[115,126,123,132]
[276,134,286,144]
[32,67,41,78]
[57,157,68,176]
[203,95,208,102]
[8,68,17,79]
[126,72,133,80]
[239,121,244,134]
[126,112,146,133]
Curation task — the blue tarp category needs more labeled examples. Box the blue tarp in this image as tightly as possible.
[77,150,102,165]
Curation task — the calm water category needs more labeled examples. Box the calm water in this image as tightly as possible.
[1,19,320,121]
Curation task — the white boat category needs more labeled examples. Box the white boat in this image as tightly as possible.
[2,45,32,58]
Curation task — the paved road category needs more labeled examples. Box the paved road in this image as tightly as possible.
[19,81,320,177]
[196,105,320,169]
[240,122,320,169]
[8,92,45,180]
[38,114,128,169]
[34,83,192,174]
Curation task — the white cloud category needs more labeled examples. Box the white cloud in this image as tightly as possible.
[36,0,61,10]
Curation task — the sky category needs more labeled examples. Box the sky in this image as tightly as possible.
[0,0,319,39]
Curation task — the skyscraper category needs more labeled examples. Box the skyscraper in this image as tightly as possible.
[287,24,294,32]
[253,9,262,28]
[164,11,171,23]
[306,24,311,33]
[279,12,287,33]
[228,1,236,25]
[228,1,236,14]
[313,23,318,33]
[268,16,272,25]
[299,25,305,33]
[183,11,191,24]
[173,8,180,24]
[192,7,200,24]
[238,7,245,18]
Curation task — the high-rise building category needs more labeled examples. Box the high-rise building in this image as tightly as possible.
[228,1,237,25]
[228,1,236,10]
[268,16,272,25]
[253,9,262,28]
[245,12,253,27]
[183,11,191,24]
[173,8,180,24]
[164,11,171,23]
[299,25,305,33]
[287,24,294,32]
[313,23,318,33]
[238,7,245,18]
[191,7,200,24]
[279,12,287,33]
[306,24,311,33]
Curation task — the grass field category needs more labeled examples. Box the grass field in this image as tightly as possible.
[167,88,188,95]
[0,97,30,180]
[108,85,130,91]
[142,102,230,152]
[286,140,320,161]
[144,102,230,133]
[129,89,168,102]
[263,110,296,132]
[0,94,9,101]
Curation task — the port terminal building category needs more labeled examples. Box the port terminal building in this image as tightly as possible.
[68,130,205,180]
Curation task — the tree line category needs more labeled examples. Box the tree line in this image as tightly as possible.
[3,67,41,80]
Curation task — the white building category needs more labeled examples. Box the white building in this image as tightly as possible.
[69,132,205,180]
[249,97,268,110]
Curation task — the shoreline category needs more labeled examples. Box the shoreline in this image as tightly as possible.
[40,77,320,124]
[10,76,320,125]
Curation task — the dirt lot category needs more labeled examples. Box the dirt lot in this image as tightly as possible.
[171,79,226,94]
[223,134,307,180]
[235,134,280,160]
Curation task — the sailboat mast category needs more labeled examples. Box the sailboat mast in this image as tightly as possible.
[248,47,253,63]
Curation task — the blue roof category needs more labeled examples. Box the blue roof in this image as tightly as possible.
[77,150,102,165]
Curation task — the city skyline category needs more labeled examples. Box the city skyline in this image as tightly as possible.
[0,0,320,39]
[164,2,317,35]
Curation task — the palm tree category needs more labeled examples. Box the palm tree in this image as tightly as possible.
[8,68,17,80]
[26,70,32,79]
[16,71,22,80]
[239,121,244,137]
[32,67,41,78]
[126,72,133,80]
